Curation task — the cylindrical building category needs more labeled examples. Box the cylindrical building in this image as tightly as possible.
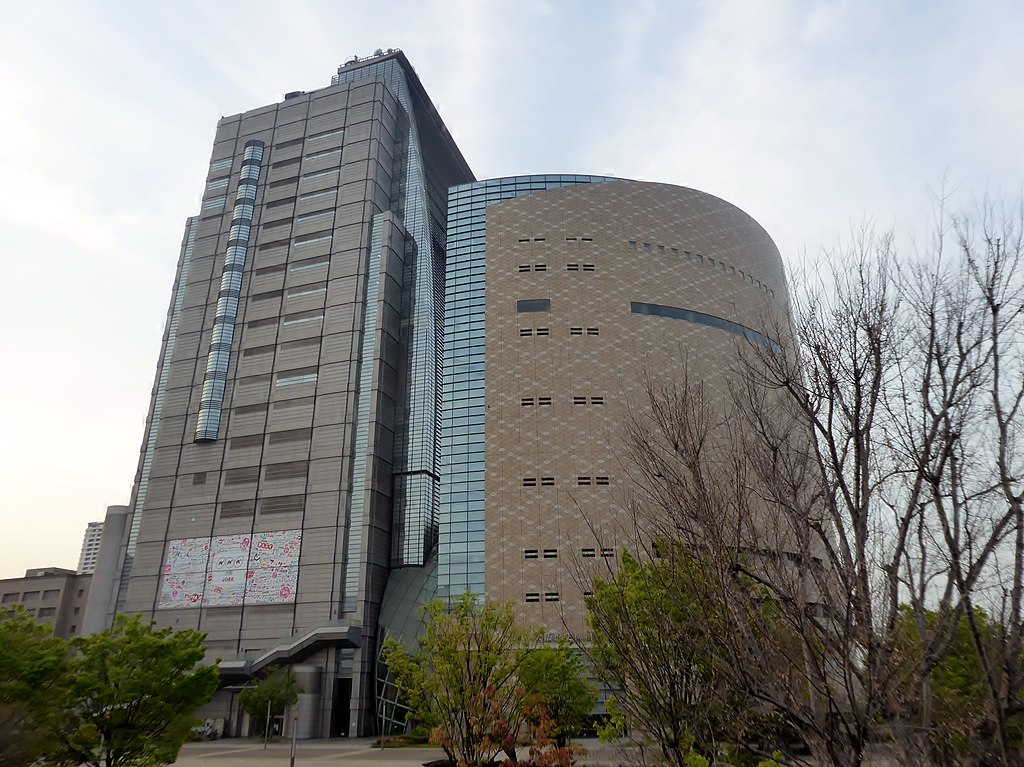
[439,177,788,631]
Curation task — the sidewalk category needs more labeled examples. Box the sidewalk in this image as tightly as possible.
[173,737,629,766]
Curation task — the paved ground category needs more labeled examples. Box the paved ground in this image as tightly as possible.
[173,737,629,766]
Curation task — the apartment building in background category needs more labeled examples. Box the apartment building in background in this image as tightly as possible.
[85,49,788,738]
[77,520,104,575]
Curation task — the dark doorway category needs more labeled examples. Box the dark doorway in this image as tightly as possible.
[331,677,352,737]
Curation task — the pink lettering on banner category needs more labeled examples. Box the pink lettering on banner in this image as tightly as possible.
[257,541,273,551]
[279,586,291,599]
[163,565,172,574]
[242,537,251,548]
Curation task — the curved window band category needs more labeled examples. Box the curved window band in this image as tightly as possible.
[629,301,782,353]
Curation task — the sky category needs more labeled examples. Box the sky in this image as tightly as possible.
[0,0,1022,579]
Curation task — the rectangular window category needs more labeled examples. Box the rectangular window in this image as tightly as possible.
[210,158,232,173]
[264,461,309,481]
[300,168,339,183]
[577,476,592,486]
[524,549,539,559]
[525,593,540,603]
[570,327,583,335]
[540,477,555,486]
[206,177,230,192]
[657,245,665,254]
[628,241,637,250]
[671,248,679,257]
[296,210,334,226]
[229,434,263,449]
[643,243,652,253]
[305,146,343,160]
[521,398,534,406]
[293,234,332,249]
[282,310,324,326]
[601,547,615,557]
[251,289,283,302]
[534,264,547,272]
[566,263,580,271]
[42,590,60,601]
[581,548,596,558]
[582,263,595,271]
[298,188,337,203]
[516,299,550,313]
[537,397,551,406]
[276,372,318,387]
[581,237,593,243]
[572,396,586,405]
[202,195,226,210]
[591,396,605,405]
[522,477,537,487]
[518,265,531,272]
[224,467,260,485]
[220,500,255,519]
[535,327,549,336]
[37,607,56,618]
[260,495,305,515]
[21,592,38,601]
[542,549,557,559]
[268,428,312,444]
[1,593,18,604]
[586,327,599,335]
[308,127,344,142]
[595,476,610,485]
[286,285,327,299]
[544,592,560,602]
[519,329,533,337]
[290,256,330,273]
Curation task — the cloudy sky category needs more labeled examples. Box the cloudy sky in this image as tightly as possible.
[0,1,1021,578]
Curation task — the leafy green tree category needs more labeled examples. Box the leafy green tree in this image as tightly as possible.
[382,592,542,767]
[238,666,300,736]
[585,549,759,767]
[518,639,597,747]
[46,613,219,767]
[0,607,68,766]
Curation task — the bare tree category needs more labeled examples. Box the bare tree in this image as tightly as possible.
[604,201,1024,767]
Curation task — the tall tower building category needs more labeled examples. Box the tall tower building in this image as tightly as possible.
[77,520,104,575]
[100,50,473,737]
[99,51,788,739]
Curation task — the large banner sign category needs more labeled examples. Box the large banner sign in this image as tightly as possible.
[157,529,301,609]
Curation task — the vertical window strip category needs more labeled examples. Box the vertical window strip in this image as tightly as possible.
[195,140,264,441]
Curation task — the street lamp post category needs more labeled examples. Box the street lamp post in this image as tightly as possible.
[289,708,300,767]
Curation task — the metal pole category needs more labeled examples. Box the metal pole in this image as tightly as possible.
[264,698,271,749]
[290,709,299,767]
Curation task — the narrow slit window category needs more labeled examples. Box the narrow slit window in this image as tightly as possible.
[524,549,539,559]
[591,396,605,405]
[544,592,560,602]
[522,477,538,487]
[572,396,586,405]
[542,549,558,559]
[535,327,549,336]
[582,263,595,271]
[601,547,615,558]
[582,548,596,558]
[570,327,583,336]
[526,593,540,603]
[586,327,599,335]
[534,264,547,272]
[577,476,592,486]
[540,477,555,486]
[595,476,610,486]
[519,328,533,336]
[518,264,531,272]
[566,263,580,271]
[521,398,535,406]
[538,397,551,406]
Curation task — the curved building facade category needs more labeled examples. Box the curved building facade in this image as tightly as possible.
[439,177,787,630]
